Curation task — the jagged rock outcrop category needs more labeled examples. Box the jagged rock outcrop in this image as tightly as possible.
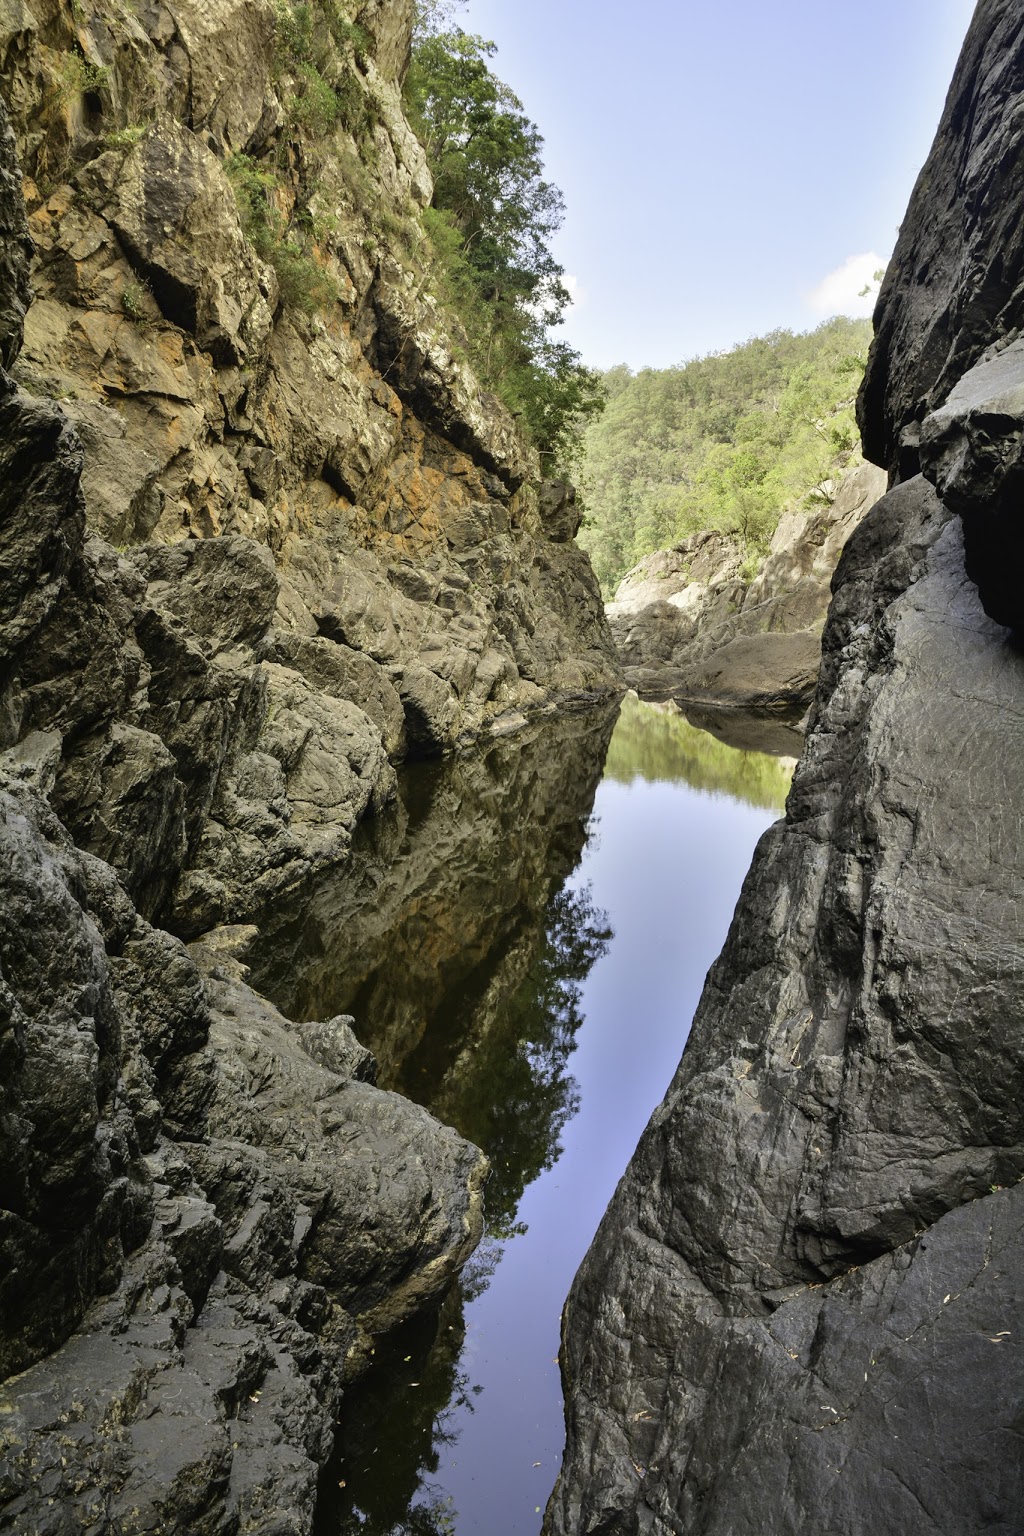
[607,462,885,712]
[0,0,619,929]
[0,318,487,1522]
[0,1,617,1525]
[860,0,1024,634]
[0,765,487,1534]
[549,5,1024,1532]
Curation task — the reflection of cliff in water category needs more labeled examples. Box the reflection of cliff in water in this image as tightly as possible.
[253,704,617,1105]
[602,693,796,811]
[255,707,618,1536]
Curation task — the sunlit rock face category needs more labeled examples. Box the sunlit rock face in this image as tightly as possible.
[549,3,1024,1531]
[606,462,886,712]
[0,0,620,931]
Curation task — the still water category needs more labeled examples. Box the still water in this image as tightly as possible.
[253,694,796,1536]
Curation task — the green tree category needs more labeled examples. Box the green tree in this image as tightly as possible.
[405,23,602,470]
[578,318,872,594]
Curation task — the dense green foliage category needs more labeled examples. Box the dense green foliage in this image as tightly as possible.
[406,7,602,469]
[578,317,872,594]
[225,152,339,313]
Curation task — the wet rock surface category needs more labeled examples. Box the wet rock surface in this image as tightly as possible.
[607,463,885,713]
[549,4,1024,1531]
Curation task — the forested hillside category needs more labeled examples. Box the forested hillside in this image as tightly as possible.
[578,318,873,594]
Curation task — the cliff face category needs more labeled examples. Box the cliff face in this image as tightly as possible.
[549,5,1024,1532]
[606,462,886,713]
[0,0,620,935]
[0,3,618,1528]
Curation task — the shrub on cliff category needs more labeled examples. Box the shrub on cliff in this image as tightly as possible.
[406,9,603,472]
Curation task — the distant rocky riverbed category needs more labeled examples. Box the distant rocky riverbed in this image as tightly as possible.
[606,461,886,714]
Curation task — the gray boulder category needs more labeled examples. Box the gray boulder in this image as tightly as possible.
[919,337,1024,632]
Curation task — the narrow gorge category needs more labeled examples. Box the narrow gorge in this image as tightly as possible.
[1,1,1022,1534]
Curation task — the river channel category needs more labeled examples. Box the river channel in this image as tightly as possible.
[251,694,797,1536]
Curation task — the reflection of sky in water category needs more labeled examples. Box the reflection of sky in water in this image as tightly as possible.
[319,702,792,1536]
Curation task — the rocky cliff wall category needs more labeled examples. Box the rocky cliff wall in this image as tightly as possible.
[0,2,618,1528]
[0,0,620,936]
[606,462,886,713]
[549,4,1024,1532]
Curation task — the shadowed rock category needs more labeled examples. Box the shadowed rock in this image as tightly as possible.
[919,338,1024,632]
[549,4,1024,1529]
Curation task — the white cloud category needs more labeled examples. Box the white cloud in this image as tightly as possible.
[562,273,585,310]
[806,252,888,318]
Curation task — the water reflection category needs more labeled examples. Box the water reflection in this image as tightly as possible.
[604,693,796,810]
[262,709,620,1536]
[425,880,612,1241]
[251,706,618,1086]
[253,697,795,1536]
[322,1289,469,1536]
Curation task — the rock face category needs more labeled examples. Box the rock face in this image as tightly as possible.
[0,0,619,932]
[607,462,885,712]
[549,6,1024,1533]
[0,2,617,1526]
[0,766,487,1535]
[860,0,1024,634]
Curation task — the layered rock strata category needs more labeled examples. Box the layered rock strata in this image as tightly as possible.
[0,1,618,1528]
[607,462,885,713]
[549,4,1024,1532]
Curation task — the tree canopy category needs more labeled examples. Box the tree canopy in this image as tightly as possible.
[577,317,873,594]
[405,14,602,471]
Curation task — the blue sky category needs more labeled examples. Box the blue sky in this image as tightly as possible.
[449,0,977,369]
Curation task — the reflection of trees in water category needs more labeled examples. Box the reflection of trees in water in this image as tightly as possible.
[315,1287,470,1536]
[432,880,611,1239]
[603,694,795,811]
[317,877,612,1536]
